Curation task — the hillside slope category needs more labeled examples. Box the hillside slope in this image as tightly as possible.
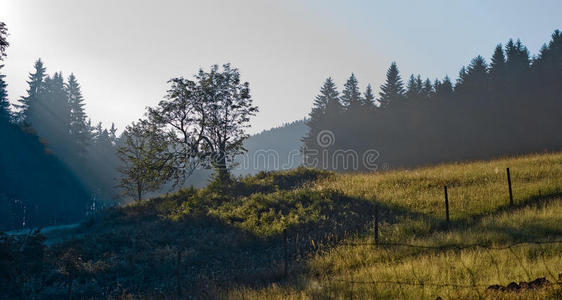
[2,152,561,299]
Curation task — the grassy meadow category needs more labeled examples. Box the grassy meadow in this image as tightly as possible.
[221,152,562,299]
[3,152,561,299]
[227,153,562,299]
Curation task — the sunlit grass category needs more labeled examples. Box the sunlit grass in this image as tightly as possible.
[223,152,562,299]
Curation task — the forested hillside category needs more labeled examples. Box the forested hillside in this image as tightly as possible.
[0,22,121,230]
[303,31,562,171]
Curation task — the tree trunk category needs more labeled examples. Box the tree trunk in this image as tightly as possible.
[137,182,142,202]
[215,150,230,183]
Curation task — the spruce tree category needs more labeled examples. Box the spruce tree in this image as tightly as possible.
[406,74,424,101]
[454,66,468,95]
[457,56,488,99]
[0,22,9,121]
[340,73,361,111]
[435,75,453,99]
[363,84,376,109]
[378,62,405,108]
[406,75,418,101]
[0,65,9,122]
[489,44,506,81]
[0,21,8,60]
[307,78,339,124]
[421,78,434,100]
[505,39,531,90]
[505,39,530,72]
[532,30,562,94]
[16,59,46,123]
[109,122,117,144]
[303,77,341,150]
[45,72,72,137]
[66,73,90,151]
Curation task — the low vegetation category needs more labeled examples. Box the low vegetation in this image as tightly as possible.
[1,153,561,299]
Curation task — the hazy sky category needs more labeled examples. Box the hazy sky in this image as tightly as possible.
[1,0,561,133]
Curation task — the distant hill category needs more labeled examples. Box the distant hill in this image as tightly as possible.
[184,119,308,187]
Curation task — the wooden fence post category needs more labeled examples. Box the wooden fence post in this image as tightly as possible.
[444,186,450,226]
[177,249,182,297]
[374,205,379,246]
[507,168,513,206]
[283,229,288,277]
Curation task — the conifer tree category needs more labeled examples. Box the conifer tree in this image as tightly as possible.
[109,122,117,144]
[434,75,453,99]
[307,78,338,126]
[456,66,467,88]
[42,72,72,142]
[532,30,562,94]
[489,44,506,82]
[378,62,405,108]
[467,56,488,78]
[457,56,488,99]
[0,65,9,122]
[66,73,90,151]
[303,77,340,165]
[421,78,434,100]
[505,39,530,72]
[406,75,418,101]
[16,59,46,123]
[505,39,531,90]
[0,21,8,61]
[363,84,376,109]
[0,22,9,121]
[406,74,424,101]
[340,73,361,111]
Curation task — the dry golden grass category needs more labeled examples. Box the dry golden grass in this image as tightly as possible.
[223,152,562,299]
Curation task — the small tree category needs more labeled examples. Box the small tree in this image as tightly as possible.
[149,64,258,183]
[117,120,175,201]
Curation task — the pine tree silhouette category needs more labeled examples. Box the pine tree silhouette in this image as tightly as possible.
[16,59,46,124]
[66,73,90,153]
[378,62,405,108]
[340,73,361,111]
[0,65,9,121]
[363,84,376,110]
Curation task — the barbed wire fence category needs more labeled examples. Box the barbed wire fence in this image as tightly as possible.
[274,168,562,297]
[277,233,562,298]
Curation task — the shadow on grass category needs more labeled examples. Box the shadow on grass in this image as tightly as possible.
[5,189,378,298]
[4,172,559,298]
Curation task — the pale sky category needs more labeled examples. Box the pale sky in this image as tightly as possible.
[1,0,561,133]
